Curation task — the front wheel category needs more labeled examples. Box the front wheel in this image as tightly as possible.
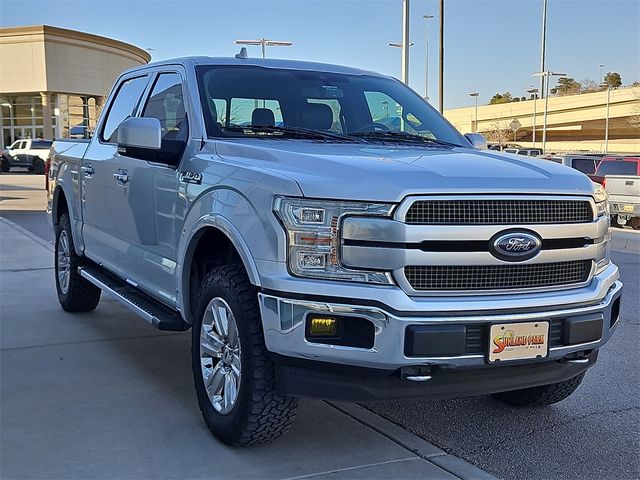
[491,372,586,407]
[192,264,298,446]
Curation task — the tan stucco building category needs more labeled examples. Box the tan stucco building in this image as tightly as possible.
[444,87,640,153]
[0,25,150,148]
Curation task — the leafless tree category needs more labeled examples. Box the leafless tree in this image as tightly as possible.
[482,121,512,146]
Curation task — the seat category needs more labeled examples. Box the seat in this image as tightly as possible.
[299,103,333,130]
[251,108,276,127]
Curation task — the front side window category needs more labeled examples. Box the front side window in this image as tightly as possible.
[101,75,148,143]
[197,65,467,146]
[142,73,187,141]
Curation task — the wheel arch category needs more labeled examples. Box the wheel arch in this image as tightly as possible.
[179,216,261,324]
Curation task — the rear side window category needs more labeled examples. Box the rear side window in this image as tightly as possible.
[571,158,597,174]
[596,160,638,176]
[101,76,149,143]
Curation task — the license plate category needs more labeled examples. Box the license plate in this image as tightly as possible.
[489,321,549,363]
[622,204,634,213]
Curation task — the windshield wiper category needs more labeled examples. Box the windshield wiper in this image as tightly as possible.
[222,125,361,143]
[351,130,462,147]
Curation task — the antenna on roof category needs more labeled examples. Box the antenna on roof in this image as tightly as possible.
[235,47,249,59]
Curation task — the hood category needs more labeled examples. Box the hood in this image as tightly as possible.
[214,140,596,202]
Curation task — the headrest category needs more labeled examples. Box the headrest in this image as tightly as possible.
[300,103,334,130]
[251,108,276,126]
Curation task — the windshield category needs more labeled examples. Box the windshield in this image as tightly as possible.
[196,65,468,146]
[596,160,638,176]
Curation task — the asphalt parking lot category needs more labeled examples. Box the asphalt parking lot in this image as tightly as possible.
[1,172,639,479]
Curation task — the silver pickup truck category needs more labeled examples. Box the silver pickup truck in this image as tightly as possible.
[47,56,622,446]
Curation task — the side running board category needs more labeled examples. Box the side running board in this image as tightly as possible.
[79,265,189,331]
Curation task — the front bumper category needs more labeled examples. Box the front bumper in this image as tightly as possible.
[258,267,622,371]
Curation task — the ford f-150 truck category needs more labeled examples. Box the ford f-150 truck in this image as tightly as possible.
[47,55,622,446]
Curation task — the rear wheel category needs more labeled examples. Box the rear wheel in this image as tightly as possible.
[192,264,298,446]
[55,213,101,312]
[491,372,586,407]
[33,157,45,174]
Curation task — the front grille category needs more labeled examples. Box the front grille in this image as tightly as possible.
[464,320,564,354]
[405,199,593,225]
[404,260,591,291]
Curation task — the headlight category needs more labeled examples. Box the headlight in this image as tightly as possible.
[274,196,394,284]
[593,183,609,217]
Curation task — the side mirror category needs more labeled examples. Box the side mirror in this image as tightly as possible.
[464,133,488,150]
[117,117,161,151]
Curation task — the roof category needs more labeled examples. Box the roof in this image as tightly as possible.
[0,25,151,64]
[134,56,385,77]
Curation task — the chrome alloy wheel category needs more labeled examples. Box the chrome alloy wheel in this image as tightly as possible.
[56,230,71,294]
[200,297,242,415]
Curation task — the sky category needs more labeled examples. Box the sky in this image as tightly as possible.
[1,0,638,109]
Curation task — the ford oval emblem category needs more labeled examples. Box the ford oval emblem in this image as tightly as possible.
[490,231,542,261]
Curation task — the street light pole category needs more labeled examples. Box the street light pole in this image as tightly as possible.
[234,38,293,59]
[533,71,566,154]
[468,92,479,132]
[539,0,548,98]
[527,87,539,148]
[438,0,444,112]
[423,14,434,100]
[401,0,410,85]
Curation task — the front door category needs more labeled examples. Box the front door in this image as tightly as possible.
[80,74,150,269]
[112,72,189,306]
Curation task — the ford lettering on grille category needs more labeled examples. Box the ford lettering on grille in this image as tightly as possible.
[491,231,542,261]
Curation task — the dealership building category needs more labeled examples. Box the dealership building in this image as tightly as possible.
[0,25,150,149]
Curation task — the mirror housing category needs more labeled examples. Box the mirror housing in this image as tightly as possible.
[464,133,488,150]
[117,117,162,151]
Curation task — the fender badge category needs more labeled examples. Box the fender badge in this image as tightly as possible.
[179,171,202,184]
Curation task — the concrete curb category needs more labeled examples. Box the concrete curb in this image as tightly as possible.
[0,216,54,252]
[327,402,497,480]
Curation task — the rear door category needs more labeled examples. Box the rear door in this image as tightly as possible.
[81,74,150,268]
[111,70,189,306]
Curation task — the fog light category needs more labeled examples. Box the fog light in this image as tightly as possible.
[309,316,337,336]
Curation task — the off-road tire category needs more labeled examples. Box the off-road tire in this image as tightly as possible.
[491,372,586,407]
[33,157,45,174]
[192,264,298,446]
[55,213,101,312]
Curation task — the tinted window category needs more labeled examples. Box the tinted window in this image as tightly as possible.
[142,73,186,141]
[571,158,597,174]
[101,76,148,143]
[596,160,638,176]
[31,141,53,149]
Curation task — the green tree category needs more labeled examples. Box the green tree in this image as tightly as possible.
[555,77,582,95]
[604,72,622,88]
[489,92,513,104]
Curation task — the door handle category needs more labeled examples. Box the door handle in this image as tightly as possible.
[81,164,94,177]
[113,171,129,185]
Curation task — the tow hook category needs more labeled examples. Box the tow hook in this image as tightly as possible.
[562,352,591,364]
[401,365,432,382]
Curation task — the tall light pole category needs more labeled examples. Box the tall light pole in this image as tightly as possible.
[539,0,548,98]
[533,71,566,154]
[234,38,293,59]
[388,42,415,80]
[438,0,444,112]
[423,14,434,100]
[401,0,411,85]
[527,87,539,148]
[468,92,479,132]
[599,64,605,84]
[601,82,612,153]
